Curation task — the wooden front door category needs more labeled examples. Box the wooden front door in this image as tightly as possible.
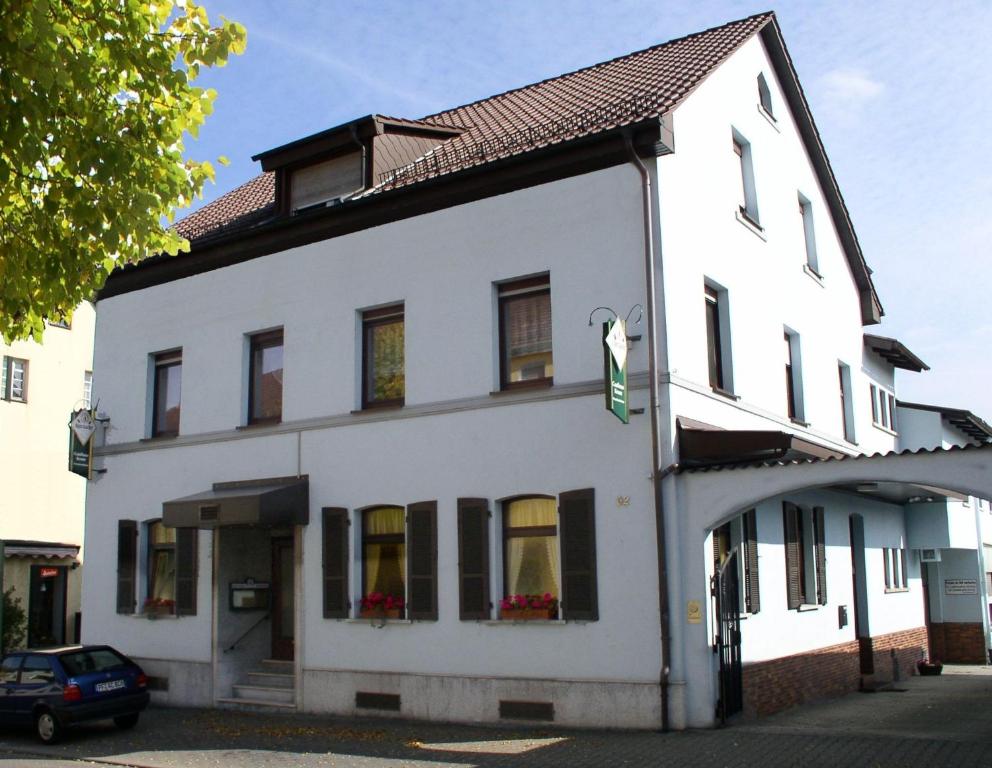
[270,537,294,661]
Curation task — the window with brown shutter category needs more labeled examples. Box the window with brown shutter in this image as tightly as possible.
[116,520,137,614]
[784,502,826,609]
[322,508,350,618]
[175,528,197,616]
[559,488,598,621]
[814,507,827,605]
[742,509,760,614]
[406,501,437,620]
[457,498,490,620]
[783,502,802,609]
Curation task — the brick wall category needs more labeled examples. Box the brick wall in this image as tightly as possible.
[741,626,928,717]
[929,622,987,664]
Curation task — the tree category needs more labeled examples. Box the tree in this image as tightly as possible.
[0,1,246,342]
[2,587,27,653]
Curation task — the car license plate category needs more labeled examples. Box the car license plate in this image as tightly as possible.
[95,679,125,693]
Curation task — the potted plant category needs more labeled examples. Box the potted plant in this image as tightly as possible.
[359,592,405,620]
[142,597,175,618]
[499,593,559,621]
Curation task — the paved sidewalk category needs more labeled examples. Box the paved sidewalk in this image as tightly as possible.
[0,666,989,767]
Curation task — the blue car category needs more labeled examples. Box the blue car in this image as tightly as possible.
[0,645,149,743]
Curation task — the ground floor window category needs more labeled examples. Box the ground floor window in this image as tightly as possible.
[146,521,176,612]
[502,497,559,617]
[362,506,406,613]
[883,547,908,590]
[783,502,826,608]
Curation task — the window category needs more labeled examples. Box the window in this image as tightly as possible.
[732,131,760,227]
[1,356,27,402]
[712,509,761,615]
[870,383,897,432]
[48,316,71,330]
[704,284,733,393]
[147,521,176,610]
[498,276,553,389]
[838,363,855,442]
[798,193,819,274]
[784,331,804,422]
[249,330,283,424]
[883,547,908,590]
[362,506,406,612]
[82,371,93,410]
[1,657,20,684]
[362,305,404,408]
[757,73,774,118]
[20,655,55,685]
[503,497,559,615]
[152,351,181,436]
[783,503,826,608]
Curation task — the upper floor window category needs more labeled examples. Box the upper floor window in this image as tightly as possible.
[152,351,181,437]
[869,383,896,432]
[757,73,774,118]
[48,316,71,330]
[249,330,283,424]
[784,330,804,422]
[838,363,855,443]
[82,371,93,410]
[1,356,27,402]
[732,130,760,227]
[798,193,819,274]
[362,305,405,409]
[704,282,733,394]
[498,275,553,390]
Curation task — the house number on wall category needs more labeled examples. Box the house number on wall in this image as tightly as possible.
[616,496,631,507]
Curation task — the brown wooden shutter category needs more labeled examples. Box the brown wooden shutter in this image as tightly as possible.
[814,506,827,605]
[322,507,350,618]
[116,520,137,614]
[175,528,198,616]
[783,502,801,610]
[457,498,490,620]
[407,501,437,620]
[559,488,598,621]
[743,509,761,614]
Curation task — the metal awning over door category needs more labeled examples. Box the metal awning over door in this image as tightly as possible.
[162,476,309,528]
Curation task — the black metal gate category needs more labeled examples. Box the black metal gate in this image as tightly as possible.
[712,548,743,722]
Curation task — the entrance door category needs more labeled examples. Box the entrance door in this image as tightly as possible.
[28,566,67,648]
[712,541,743,722]
[270,538,294,661]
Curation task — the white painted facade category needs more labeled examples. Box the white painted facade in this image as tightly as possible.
[83,27,987,731]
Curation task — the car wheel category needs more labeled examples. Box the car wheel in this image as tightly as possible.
[114,713,140,730]
[35,710,62,744]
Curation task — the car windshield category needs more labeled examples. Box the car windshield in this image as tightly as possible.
[59,649,128,676]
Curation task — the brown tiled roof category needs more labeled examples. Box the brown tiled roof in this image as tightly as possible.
[174,12,773,241]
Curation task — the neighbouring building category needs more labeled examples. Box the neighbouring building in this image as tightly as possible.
[1,304,95,649]
[82,12,992,730]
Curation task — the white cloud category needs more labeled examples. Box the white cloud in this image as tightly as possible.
[819,68,885,105]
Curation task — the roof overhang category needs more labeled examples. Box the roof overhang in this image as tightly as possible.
[162,476,309,529]
[1,541,80,559]
[898,401,992,443]
[863,334,929,372]
[677,418,846,469]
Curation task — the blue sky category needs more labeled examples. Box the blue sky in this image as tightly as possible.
[184,0,992,420]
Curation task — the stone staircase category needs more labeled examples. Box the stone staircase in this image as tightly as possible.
[217,659,295,710]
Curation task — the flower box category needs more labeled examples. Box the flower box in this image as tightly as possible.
[142,598,175,618]
[500,607,557,621]
[359,608,404,620]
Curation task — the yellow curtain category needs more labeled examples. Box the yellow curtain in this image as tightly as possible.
[365,506,404,534]
[505,498,559,598]
[506,498,555,528]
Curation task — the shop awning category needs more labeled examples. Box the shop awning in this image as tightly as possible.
[162,476,309,528]
[677,418,845,468]
[0,540,80,559]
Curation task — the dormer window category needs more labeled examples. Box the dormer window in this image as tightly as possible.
[289,151,364,213]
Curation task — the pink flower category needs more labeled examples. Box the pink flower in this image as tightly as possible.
[500,598,512,610]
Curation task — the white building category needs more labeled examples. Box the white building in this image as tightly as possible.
[1,304,94,649]
[83,12,992,729]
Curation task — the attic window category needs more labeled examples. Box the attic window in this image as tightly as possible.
[757,73,774,119]
[290,151,363,212]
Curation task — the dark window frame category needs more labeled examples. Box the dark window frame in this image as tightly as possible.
[498,275,553,391]
[705,286,724,391]
[361,304,405,409]
[784,332,798,420]
[757,73,774,118]
[501,494,558,601]
[360,505,407,611]
[146,519,176,612]
[152,350,182,437]
[248,329,284,425]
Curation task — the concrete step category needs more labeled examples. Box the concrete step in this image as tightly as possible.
[217,696,296,712]
[231,684,295,705]
[259,659,294,673]
[246,671,294,689]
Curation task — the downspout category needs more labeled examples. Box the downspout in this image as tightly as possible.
[624,132,671,732]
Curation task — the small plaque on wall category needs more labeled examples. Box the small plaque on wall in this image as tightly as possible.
[944,579,978,595]
[230,579,270,610]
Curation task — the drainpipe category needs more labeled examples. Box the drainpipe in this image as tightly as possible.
[624,133,671,732]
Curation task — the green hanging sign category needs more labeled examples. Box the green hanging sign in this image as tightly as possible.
[603,318,628,424]
[68,409,96,479]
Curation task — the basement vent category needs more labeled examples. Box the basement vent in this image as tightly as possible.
[355,692,400,711]
[498,700,554,722]
[199,504,220,523]
[146,676,169,691]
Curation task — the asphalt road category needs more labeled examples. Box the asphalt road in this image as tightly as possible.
[0,666,989,767]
